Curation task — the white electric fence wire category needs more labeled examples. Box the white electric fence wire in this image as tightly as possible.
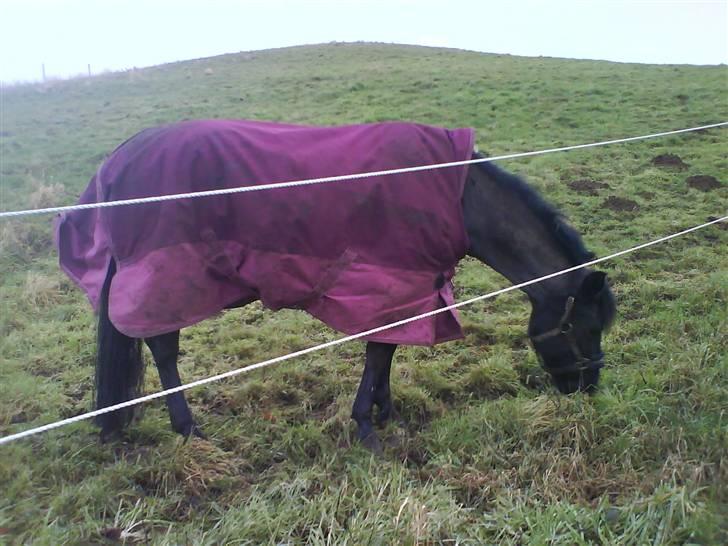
[0,215,725,446]
[0,122,725,219]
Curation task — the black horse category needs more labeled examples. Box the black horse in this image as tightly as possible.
[91,152,615,450]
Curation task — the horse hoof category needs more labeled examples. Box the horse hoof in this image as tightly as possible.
[177,422,207,440]
[99,429,124,444]
[189,426,207,441]
[360,432,383,455]
[192,426,208,440]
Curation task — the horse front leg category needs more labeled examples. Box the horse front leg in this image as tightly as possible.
[351,342,397,452]
[145,331,205,439]
[373,343,397,427]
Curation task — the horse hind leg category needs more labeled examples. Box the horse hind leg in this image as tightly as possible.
[144,331,205,438]
[95,261,145,441]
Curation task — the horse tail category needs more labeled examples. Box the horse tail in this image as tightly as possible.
[95,261,145,434]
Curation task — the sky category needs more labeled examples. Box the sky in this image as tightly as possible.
[0,0,726,83]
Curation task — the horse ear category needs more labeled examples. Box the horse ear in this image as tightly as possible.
[578,271,607,300]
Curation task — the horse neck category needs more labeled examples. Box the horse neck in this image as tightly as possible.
[461,165,587,301]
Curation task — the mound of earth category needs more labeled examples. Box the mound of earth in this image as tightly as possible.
[687,175,721,192]
[603,196,639,212]
[567,179,610,195]
[652,154,688,169]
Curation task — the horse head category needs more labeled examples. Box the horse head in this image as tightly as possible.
[528,271,616,393]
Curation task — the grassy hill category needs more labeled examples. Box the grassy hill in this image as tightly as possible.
[0,43,726,544]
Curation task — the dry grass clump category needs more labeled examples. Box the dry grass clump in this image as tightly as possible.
[0,220,53,261]
[0,221,28,254]
[22,271,61,307]
[170,440,242,499]
[27,174,66,210]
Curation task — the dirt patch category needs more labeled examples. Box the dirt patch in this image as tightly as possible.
[603,196,640,212]
[652,154,688,169]
[567,179,610,195]
[686,175,721,192]
[10,412,28,424]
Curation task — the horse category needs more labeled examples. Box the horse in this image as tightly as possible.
[55,120,616,450]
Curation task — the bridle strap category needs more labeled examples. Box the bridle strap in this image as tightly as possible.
[530,296,576,343]
[529,296,605,375]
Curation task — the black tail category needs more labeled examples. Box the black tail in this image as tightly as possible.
[95,261,145,434]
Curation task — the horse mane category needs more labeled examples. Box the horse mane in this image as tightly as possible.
[472,153,616,329]
[472,152,595,266]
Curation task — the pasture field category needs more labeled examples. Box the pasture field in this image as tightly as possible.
[0,43,726,544]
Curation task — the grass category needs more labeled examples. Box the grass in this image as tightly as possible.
[0,43,727,544]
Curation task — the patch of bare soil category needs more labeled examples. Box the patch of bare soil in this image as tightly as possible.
[652,154,688,169]
[603,196,640,212]
[10,412,27,424]
[707,216,728,231]
[567,179,610,195]
[686,175,721,192]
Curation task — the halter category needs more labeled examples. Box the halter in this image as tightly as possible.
[530,296,605,376]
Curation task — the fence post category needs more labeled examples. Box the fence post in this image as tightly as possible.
[42,63,46,82]
[88,64,91,77]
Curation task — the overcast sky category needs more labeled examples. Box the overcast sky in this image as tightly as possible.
[1,0,726,83]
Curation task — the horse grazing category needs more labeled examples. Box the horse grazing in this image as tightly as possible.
[56,120,615,449]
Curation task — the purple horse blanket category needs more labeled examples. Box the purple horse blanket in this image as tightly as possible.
[56,120,474,345]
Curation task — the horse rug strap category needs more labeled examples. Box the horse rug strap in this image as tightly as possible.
[55,120,475,346]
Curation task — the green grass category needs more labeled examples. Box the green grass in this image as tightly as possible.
[1,43,726,544]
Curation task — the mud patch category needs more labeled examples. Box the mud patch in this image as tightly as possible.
[687,175,721,192]
[567,179,610,195]
[10,412,28,424]
[707,216,728,231]
[652,154,688,169]
[603,196,640,212]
